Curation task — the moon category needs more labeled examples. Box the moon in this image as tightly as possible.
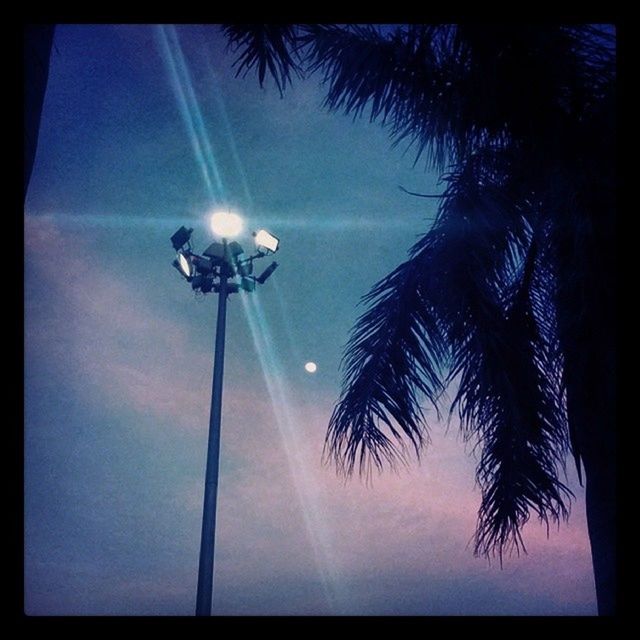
[304,362,317,373]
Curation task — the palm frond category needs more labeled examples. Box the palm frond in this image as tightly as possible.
[427,162,572,560]
[302,24,471,169]
[456,235,572,561]
[328,144,574,556]
[220,24,614,170]
[221,24,303,95]
[302,25,614,171]
[324,234,447,479]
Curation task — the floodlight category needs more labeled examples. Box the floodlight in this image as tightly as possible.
[192,255,214,274]
[176,250,194,278]
[171,226,193,250]
[204,242,225,260]
[253,229,279,254]
[227,241,244,257]
[256,261,279,284]
[191,274,214,293]
[240,277,256,292]
[209,211,243,238]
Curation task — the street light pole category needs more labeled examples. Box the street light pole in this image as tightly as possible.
[195,254,229,617]
[170,215,280,618]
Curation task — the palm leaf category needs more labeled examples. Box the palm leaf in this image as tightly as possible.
[324,234,447,478]
[327,146,574,557]
[435,161,572,560]
[453,234,572,561]
[221,24,303,96]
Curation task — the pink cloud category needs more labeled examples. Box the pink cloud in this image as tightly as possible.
[25,215,212,431]
[186,389,596,613]
[25,215,597,614]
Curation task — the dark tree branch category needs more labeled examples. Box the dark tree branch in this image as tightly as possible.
[398,185,445,198]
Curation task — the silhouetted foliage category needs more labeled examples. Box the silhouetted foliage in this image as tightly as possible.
[222,23,616,612]
[223,24,302,96]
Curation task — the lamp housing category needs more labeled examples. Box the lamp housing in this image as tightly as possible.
[170,226,193,251]
[253,229,279,254]
[256,261,279,284]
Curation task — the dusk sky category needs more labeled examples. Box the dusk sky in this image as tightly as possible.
[24,24,597,616]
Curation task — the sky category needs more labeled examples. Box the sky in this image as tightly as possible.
[24,24,597,616]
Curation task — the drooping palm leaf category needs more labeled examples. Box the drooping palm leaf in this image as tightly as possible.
[450,232,572,561]
[325,233,447,478]
[326,145,575,557]
[222,24,303,95]
[433,163,573,559]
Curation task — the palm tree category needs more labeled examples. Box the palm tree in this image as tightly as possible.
[224,23,616,615]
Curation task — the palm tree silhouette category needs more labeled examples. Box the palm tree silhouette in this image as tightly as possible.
[222,24,616,615]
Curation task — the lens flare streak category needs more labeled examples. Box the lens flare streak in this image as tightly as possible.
[155,25,346,613]
[204,55,255,210]
[239,292,347,612]
[156,25,226,203]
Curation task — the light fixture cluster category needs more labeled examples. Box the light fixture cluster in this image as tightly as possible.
[171,212,279,295]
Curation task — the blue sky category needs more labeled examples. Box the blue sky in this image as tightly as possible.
[24,24,596,616]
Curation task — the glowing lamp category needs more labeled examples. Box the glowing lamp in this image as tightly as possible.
[209,211,243,238]
[176,250,194,278]
[254,229,280,254]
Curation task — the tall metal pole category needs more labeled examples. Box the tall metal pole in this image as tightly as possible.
[195,258,229,617]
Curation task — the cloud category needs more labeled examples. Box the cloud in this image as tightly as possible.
[172,391,596,615]
[25,215,212,431]
[25,214,596,616]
